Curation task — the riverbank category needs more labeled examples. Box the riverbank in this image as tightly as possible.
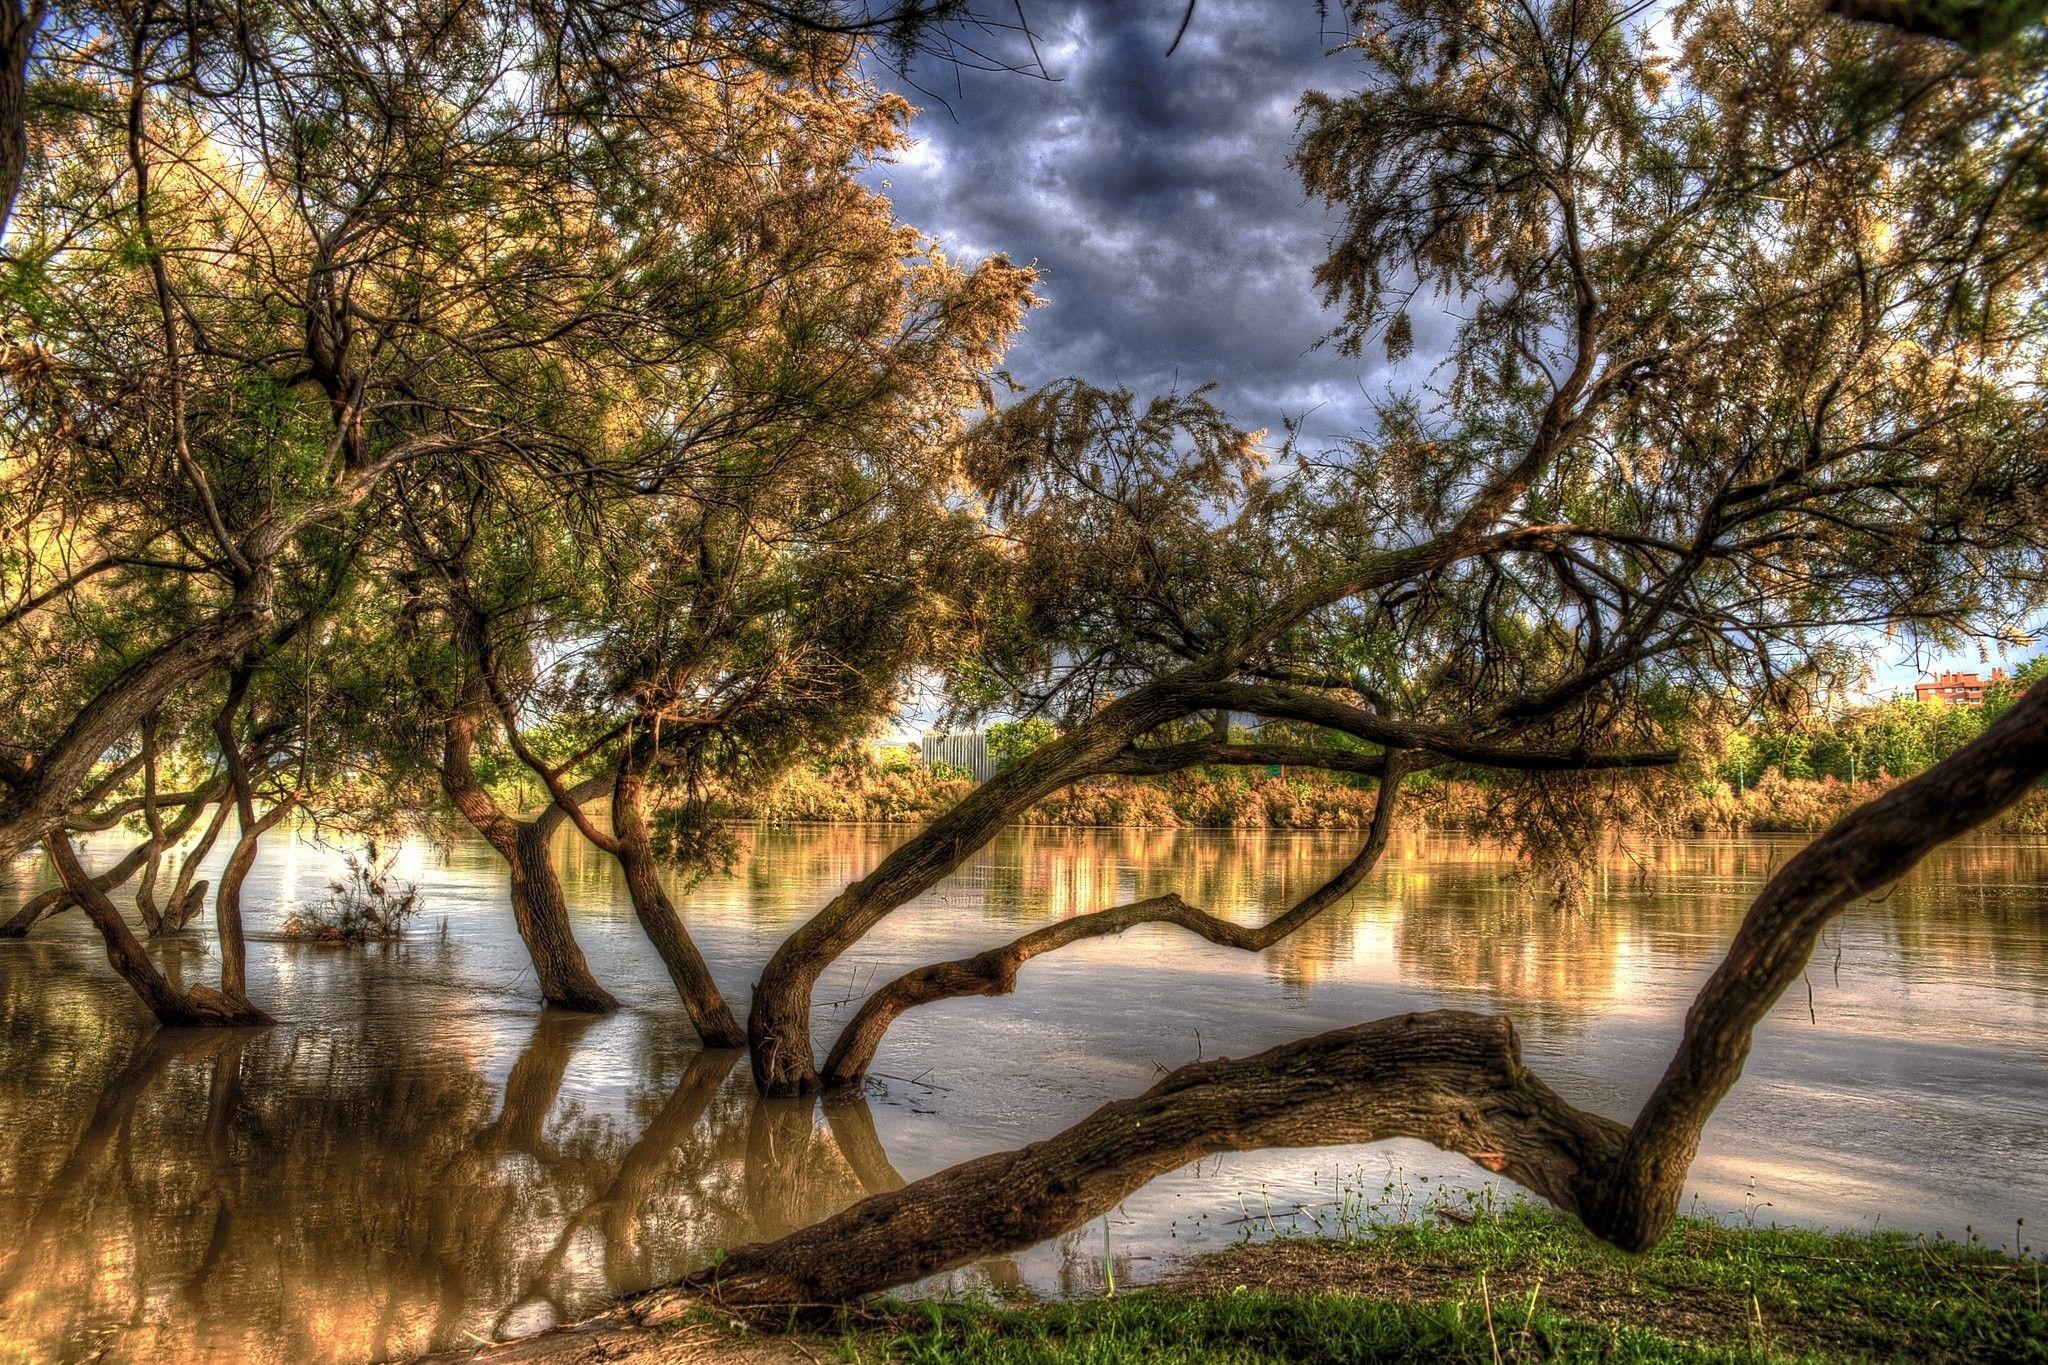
[445,1204,2047,1363]
[701,755,2048,836]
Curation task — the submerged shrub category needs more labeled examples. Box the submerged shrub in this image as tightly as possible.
[280,842,423,944]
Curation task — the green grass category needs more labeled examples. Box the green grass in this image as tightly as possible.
[816,1204,2048,1363]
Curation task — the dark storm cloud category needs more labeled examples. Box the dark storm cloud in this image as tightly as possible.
[870,0,1405,445]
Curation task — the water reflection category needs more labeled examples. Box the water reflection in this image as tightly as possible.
[1,825,2045,1362]
[0,995,935,1362]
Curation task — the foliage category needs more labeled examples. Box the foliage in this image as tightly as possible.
[1718,660,2048,787]
[705,740,2048,836]
[279,843,423,945]
[694,747,974,829]
[986,718,1058,769]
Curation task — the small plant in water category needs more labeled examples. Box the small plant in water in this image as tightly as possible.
[280,841,423,944]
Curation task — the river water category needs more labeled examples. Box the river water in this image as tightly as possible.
[0,823,2044,1361]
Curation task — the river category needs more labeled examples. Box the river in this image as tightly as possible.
[0,824,2044,1361]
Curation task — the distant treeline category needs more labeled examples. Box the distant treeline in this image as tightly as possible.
[700,673,2048,839]
[1715,659,2046,789]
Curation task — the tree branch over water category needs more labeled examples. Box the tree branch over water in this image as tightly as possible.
[671,681,2048,1304]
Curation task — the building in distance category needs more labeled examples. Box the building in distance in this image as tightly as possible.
[1913,669,2008,707]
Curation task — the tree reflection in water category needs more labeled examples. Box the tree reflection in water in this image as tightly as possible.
[0,996,998,1362]
[4,825,2047,1359]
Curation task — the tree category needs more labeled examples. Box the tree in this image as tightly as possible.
[636,678,2048,1304]
[370,34,1031,1024]
[733,0,2048,1093]
[0,0,1024,1019]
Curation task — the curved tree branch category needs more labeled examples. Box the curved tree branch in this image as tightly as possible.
[669,1010,1624,1310]
[675,682,2048,1304]
[821,757,1411,1086]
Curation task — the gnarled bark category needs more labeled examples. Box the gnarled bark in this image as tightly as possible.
[746,682,1217,1094]
[1589,676,2048,1249]
[821,759,1409,1087]
[673,1010,1623,1309]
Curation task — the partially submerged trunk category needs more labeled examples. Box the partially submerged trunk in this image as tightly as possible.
[44,834,273,1027]
[820,759,1409,1087]
[742,667,1581,1094]
[214,797,294,1001]
[441,700,617,1014]
[746,685,1199,1094]
[648,683,2048,1307]
[480,659,743,1042]
[508,820,619,1013]
[162,791,233,934]
[610,741,745,1046]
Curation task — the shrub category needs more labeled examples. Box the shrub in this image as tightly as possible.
[280,842,424,944]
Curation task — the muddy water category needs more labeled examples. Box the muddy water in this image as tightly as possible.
[0,824,2044,1361]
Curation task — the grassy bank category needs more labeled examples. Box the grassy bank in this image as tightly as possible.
[463,1204,2044,1363]
[808,1205,2046,1362]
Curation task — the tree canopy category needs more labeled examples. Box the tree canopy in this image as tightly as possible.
[1,2,2045,1279]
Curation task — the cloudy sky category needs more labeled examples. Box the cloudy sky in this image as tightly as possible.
[866,0,2013,692]
[871,0,1385,447]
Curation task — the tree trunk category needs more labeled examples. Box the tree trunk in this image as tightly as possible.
[441,700,617,1014]
[1587,676,2048,1250]
[612,744,745,1046]
[747,684,1198,1094]
[214,796,294,1002]
[509,820,620,1013]
[45,834,272,1026]
[0,585,273,862]
[821,762,1408,1087]
[0,0,39,237]
[638,682,2048,1308]
[0,781,224,937]
[163,790,234,932]
[667,1011,1621,1309]
[740,667,1658,1094]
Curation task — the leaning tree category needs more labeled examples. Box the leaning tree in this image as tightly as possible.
[646,677,2048,1304]
[726,0,2048,1098]
[0,0,1025,1018]
[555,0,2048,1297]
